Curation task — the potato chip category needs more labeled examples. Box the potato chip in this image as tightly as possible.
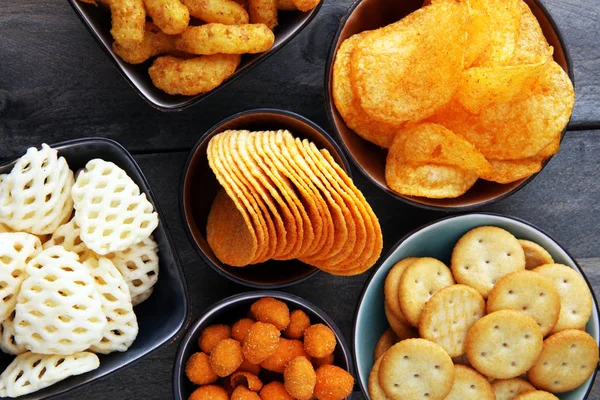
[472,0,521,67]
[509,1,553,65]
[464,0,492,67]
[389,123,491,175]
[480,158,543,184]
[351,0,469,125]
[219,131,280,262]
[456,62,548,114]
[332,32,401,148]
[429,62,574,160]
[0,352,99,398]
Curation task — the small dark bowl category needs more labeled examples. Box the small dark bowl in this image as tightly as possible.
[67,0,323,111]
[181,109,352,288]
[0,138,190,399]
[173,291,354,400]
[325,0,574,211]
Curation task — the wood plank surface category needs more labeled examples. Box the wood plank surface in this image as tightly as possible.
[0,0,599,155]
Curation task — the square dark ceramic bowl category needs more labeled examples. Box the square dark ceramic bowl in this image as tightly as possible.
[325,0,574,211]
[0,138,190,399]
[68,0,323,111]
[181,108,352,288]
[173,291,355,400]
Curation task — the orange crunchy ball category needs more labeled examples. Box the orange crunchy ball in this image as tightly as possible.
[314,365,354,400]
[243,322,281,364]
[251,298,291,331]
[186,352,218,385]
[261,338,309,373]
[199,324,232,354]
[283,356,316,400]
[312,353,335,369]
[189,385,229,400]
[232,318,256,342]
[284,310,311,339]
[303,324,337,358]
[237,357,262,375]
[231,386,261,400]
[210,338,244,377]
[259,381,294,400]
[231,371,263,392]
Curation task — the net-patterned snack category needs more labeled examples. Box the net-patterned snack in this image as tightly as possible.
[0,144,74,235]
[71,159,159,255]
[106,236,159,306]
[15,246,107,355]
[43,218,91,260]
[0,232,42,322]
[0,223,10,233]
[0,311,27,355]
[0,351,100,398]
[85,257,139,354]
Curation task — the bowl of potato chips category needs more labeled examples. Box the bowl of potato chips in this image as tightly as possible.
[69,0,322,111]
[182,109,383,288]
[354,213,599,400]
[326,0,575,210]
[173,291,354,400]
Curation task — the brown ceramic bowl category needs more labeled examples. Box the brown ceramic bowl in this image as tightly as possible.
[181,109,352,288]
[68,1,322,111]
[325,0,573,211]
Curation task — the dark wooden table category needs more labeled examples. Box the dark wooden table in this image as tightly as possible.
[1,0,600,398]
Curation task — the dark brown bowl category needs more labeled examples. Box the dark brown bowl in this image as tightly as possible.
[173,291,355,400]
[325,0,574,211]
[181,109,352,288]
[67,0,323,111]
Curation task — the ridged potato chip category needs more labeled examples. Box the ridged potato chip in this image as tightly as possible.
[15,246,107,355]
[332,32,400,148]
[0,352,99,398]
[86,257,139,354]
[429,62,574,160]
[0,233,41,322]
[351,0,469,125]
[72,159,159,255]
[0,144,74,235]
[105,237,159,306]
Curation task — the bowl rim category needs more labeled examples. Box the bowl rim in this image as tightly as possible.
[351,212,599,400]
[323,0,575,212]
[0,137,192,399]
[179,108,353,289]
[172,290,356,400]
[66,0,324,112]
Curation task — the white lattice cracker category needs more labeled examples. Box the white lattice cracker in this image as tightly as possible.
[0,144,74,235]
[0,223,10,233]
[106,236,159,306]
[85,256,139,354]
[71,159,159,255]
[0,351,99,398]
[0,311,27,356]
[0,232,42,322]
[43,217,90,260]
[14,246,107,355]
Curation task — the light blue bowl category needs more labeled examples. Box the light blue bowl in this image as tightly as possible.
[354,213,599,399]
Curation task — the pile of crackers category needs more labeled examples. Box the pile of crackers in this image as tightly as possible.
[371,226,596,400]
[206,130,382,276]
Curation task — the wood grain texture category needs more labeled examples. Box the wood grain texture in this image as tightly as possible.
[0,0,599,155]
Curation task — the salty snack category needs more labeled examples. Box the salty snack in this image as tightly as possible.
[190,385,229,400]
[384,303,417,340]
[77,0,319,96]
[378,339,454,400]
[515,391,559,400]
[284,310,310,339]
[0,352,100,398]
[373,329,398,360]
[384,257,417,323]
[528,329,599,393]
[368,357,387,400]
[0,311,26,356]
[492,378,536,400]
[0,144,73,235]
[183,298,351,400]
[42,218,89,259]
[519,239,554,269]
[206,130,382,275]
[72,159,158,255]
[465,310,543,379]
[332,0,575,198]
[533,263,593,333]
[444,365,495,400]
